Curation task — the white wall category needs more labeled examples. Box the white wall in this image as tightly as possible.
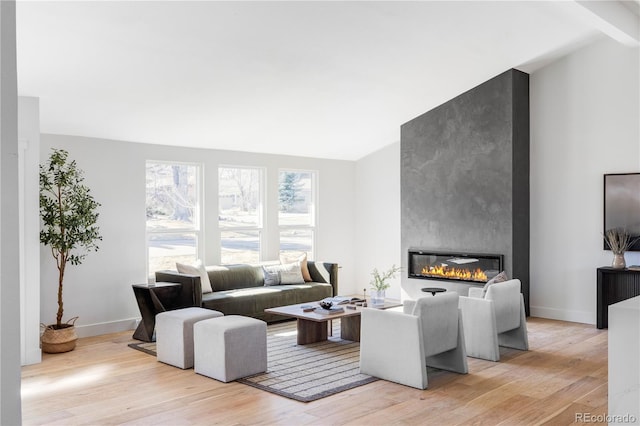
[39,135,356,336]
[354,141,402,300]
[530,37,640,324]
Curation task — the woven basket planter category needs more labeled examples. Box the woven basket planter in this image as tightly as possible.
[41,317,78,354]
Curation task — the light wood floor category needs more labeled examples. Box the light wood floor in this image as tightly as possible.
[21,317,608,426]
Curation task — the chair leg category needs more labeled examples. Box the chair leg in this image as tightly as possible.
[425,311,469,374]
[498,295,529,351]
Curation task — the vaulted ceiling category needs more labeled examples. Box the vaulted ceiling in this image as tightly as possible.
[16,1,639,160]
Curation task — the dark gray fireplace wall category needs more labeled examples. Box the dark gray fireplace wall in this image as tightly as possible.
[401,69,530,313]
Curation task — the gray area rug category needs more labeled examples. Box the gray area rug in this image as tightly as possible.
[238,320,378,402]
[128,319,378,402]
[127,341,156,356]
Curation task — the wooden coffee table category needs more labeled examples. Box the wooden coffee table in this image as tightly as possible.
[265,299,402,345]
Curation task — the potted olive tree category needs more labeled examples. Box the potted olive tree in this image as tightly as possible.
[39,148,102,353]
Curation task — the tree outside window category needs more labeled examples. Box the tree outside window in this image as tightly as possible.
[279,170,316,259]
[146,162,201,276]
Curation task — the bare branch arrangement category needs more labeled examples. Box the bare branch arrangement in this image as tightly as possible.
[370,264,402,291]
[603,228,638,254]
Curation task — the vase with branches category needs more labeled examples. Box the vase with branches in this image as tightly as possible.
[369,264,401,305]
[603,228,638,269]
[40,148,102,352]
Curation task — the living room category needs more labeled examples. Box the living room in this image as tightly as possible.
[1,1,639,424]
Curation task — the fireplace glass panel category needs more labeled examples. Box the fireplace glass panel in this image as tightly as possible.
[408,250,503,284]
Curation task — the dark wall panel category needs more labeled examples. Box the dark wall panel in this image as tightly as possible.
[401,69,530,312]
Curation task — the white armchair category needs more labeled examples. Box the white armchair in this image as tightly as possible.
[359,292,468,390]
[459,278,529,361]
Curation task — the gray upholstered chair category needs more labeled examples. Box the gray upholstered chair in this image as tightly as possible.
[359,292,468,390]
[458,278,529,361]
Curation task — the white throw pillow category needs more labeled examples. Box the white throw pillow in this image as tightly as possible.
[280,252,312,282]
[279,261,305,284]
[176,260,213,293]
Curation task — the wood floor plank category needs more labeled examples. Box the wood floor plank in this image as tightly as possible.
[539,402,606,426]
[22,317,609,425]
[574,382,608,408]
[457,394,539,426]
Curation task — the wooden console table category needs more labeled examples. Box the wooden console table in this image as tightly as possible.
[596,267,640,329]
[132,282,183,341]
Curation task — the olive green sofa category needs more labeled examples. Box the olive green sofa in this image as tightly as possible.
[155,261,338,323]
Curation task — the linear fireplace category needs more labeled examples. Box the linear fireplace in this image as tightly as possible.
[408,249,503,284]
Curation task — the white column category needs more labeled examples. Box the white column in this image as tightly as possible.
[18,97,41,365]
[608,296,640,425]
[0,0,23,424]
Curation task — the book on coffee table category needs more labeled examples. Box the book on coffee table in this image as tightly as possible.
[321,296,365,305]
[314,306,345,315]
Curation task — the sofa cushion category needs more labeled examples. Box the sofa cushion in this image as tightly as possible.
[264,283,333,304]
[207,264,264,291]
[201,282,333,317]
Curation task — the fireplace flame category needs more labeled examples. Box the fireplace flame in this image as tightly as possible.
[421,265,488,282]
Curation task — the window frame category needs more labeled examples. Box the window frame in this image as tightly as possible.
[278,168,317,260]
[218,165,265,264]
[145,160,204,279]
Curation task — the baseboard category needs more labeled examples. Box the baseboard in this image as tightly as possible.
[75,317,139,338]
[21,348,42,366]
[530,305,595,325]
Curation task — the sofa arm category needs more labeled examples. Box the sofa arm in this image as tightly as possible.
[154,270,203,308]
[307,261,339,296]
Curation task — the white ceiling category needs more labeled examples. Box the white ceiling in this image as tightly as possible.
[15,1,636,160]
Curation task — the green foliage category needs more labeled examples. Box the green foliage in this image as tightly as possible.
[279,172,302,212]
[40,149,102,327]
[370,264,402,291]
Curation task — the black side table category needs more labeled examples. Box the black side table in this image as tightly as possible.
[132,282,182,342]
[596,267,640,329]
[421,287,446,296]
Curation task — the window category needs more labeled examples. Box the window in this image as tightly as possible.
[219,167,263,264]
[146,162,201,276]
[279,170,316,259]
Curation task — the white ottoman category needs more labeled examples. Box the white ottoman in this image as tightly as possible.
[156,307,223,369]
[194,315,267,382]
